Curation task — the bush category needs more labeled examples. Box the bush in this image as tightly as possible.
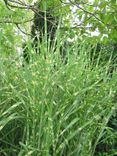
[0,39,117,156]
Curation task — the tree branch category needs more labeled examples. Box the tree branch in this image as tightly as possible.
[16,24,32,36]
[0,18,33,24]
[69,0,105,25]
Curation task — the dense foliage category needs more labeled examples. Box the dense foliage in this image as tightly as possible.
[0,0,117,47]
[0,41,117,155]
[0,0,117,156]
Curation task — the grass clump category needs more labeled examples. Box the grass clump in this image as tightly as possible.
[0,40,117,156]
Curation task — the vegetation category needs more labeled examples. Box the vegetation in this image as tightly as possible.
[0,38,117,156]
[0,0,117,156]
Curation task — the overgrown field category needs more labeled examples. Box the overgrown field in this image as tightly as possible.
[0,41,117,156]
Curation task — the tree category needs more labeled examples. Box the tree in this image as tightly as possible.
[1,0,117,44]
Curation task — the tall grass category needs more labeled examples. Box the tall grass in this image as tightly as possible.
[0,38,117,156]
